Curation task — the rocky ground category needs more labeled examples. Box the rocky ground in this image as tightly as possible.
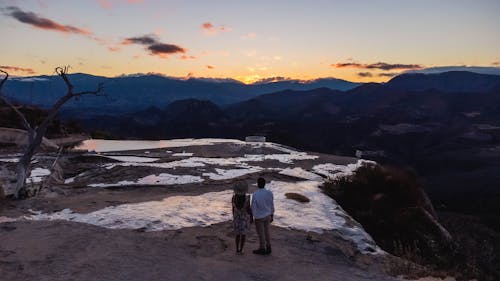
[0,220,402,281]
[0,139,434,280]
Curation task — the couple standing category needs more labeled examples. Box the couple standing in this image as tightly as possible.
[232,177,274,255]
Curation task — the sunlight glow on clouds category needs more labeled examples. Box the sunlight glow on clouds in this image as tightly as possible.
[0,65,36,75]
[1,1,499,82]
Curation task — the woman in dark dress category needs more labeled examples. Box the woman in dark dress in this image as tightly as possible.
[232,181,253,254]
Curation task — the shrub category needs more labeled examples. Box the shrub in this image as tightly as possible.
[322,163,456,270]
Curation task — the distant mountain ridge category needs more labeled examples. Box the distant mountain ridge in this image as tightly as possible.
[4,71,499,118]
[3,73,360,116]
[81,71,500,139]
[385,71,500,93]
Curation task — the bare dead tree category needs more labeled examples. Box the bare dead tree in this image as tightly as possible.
[0,67,103,198]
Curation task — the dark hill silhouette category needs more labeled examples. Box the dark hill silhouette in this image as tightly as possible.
[385,71,500,93]
[227,88,348,121]
[80,99,229,139]
[0,103,79,138]
[163,98,227,121]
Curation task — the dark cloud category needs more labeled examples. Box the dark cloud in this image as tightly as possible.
[148,43,185,55]
[4,7,123,52]
[123,34,186,58]
[378,72,398,77]
[254,76,292,84]
[123,35,158,45]
[333,61,423,70]
[365,62,422,70]
[0,65,36,75]
[5,6,91,35]
[332,62,363,68]
[492,61,500,66]
[357,72,373,78]
[206,65,215,69]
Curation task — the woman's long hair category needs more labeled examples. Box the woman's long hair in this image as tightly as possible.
[233,181,248,210]
[234,194,246,210]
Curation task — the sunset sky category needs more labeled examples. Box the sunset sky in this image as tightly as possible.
[1,0,499,83]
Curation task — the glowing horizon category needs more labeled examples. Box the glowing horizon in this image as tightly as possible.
[1,0,499,83]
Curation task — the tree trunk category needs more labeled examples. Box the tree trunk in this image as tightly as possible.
[419,207,454,245]
[14,154,30,199]
[13,131,43,198]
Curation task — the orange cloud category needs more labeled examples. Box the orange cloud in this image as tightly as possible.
[107,46,121,52]
[181,55,196,60]
[200,22,232,35]
[0,65,36,75]
[6,6,92,35]
[202,22,214,29]
[206,65,215,69]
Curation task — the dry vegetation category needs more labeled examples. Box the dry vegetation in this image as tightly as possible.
[322,163,499,280]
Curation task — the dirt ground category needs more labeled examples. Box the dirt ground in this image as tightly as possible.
[0,220,401,281]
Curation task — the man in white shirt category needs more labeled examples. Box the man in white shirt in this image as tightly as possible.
[251,177,274,255]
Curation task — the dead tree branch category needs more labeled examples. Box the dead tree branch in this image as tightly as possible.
[0,67,105,198]
[38,67,104,131]
[0,69,33,136]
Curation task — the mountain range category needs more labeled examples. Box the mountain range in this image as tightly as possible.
[78,71,500,139]
[3,74,359,116]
